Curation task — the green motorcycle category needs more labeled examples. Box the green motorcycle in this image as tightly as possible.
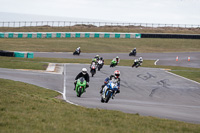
[75,77,87,97]
[110,60,117,67]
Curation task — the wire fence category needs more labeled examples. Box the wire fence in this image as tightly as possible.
[0,21,199,28]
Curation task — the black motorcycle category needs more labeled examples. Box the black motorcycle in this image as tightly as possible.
[132,61,141,68]
[73,50,80,55]
[129,50,136,56]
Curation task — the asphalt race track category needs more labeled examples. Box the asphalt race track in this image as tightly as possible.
[34,52,200,68]
[1,62,200,123]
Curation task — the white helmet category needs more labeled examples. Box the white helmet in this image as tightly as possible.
[82,68,87,75]
[139,57,143,61]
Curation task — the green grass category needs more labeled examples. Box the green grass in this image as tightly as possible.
[0,78,200,133]
[1,26,200,34]
[0,38,200,53]
[1,56,200,83]
[0,56,48,70]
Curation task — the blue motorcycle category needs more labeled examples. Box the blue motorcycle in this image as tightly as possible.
[101,79,119,103]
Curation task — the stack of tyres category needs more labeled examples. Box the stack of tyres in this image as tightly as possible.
[0,50,14,57]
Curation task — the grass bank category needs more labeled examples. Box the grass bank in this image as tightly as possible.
[0,56,199,83]
[0,78,200,133]
[1,26,200,34]
[0,38,200,53]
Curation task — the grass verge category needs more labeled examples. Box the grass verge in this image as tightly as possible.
[0,38,200,53]
[0,78,200,133]
[0,56,199,83]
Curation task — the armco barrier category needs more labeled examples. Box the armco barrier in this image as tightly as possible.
[0,32,141,39]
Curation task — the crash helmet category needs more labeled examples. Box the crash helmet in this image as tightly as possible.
[82,68,87,75]
[139,57,143,62]
[100,57,103,60]
[114,70,120,78]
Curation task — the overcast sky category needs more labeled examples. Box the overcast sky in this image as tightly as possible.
[0,0,200,24]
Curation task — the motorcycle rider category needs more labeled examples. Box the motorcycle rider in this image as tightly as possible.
[132,57,143,67]
[74,68,90,91]
[94,55,100,62]
[99,57,104,65]
[91,58,97,66]
[112,56,120,65]
[75,47,81,54]
[98,57,104,68]
[132,48,136,53]
[100,70,121,95]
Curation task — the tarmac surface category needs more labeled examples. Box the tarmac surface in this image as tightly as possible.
[0,62,200,123]
[34,52,200,68]
[0,51,200,123]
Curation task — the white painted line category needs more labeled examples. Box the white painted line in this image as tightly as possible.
[154,59,159,65]
[63,64,79,106]
[165,71,200,85]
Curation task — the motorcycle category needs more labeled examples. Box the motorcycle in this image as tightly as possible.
[75,77,87,97]
[110,60,117,67]
[90,63,96,77]
[97,60,103,71]
[101,79,119,103]
[73,50,81,55]
[132,60,141,68]
[129,50,136,56]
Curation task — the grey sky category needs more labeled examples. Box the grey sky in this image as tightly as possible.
[0,0,200,24]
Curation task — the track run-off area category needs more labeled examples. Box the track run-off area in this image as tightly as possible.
[0,51,200,124]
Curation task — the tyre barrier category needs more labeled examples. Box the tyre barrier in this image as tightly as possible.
[0,50,34,58]
[0,32,141,39]
[0,50,14,57]
[141,33,200,39]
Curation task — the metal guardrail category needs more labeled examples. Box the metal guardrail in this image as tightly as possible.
[0,21,199,28]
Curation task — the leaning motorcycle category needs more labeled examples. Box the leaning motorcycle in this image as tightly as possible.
[129,50,136,56]
[73,50,80,55]
[110,60,117,67]
[90,64,96,77]
[132,61,141,68]
[97,60,103,71]
[101,79,118,103]
[75,77,87,97]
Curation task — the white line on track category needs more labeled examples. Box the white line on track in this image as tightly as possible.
[154,59,159,65]
[63,64,79,106]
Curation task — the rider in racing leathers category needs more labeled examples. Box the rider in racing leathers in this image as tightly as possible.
[75,47,81,53]
[100,70,121,95]
[74,68,90,91]
[132,57,143,68]
[112,56,120,65]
